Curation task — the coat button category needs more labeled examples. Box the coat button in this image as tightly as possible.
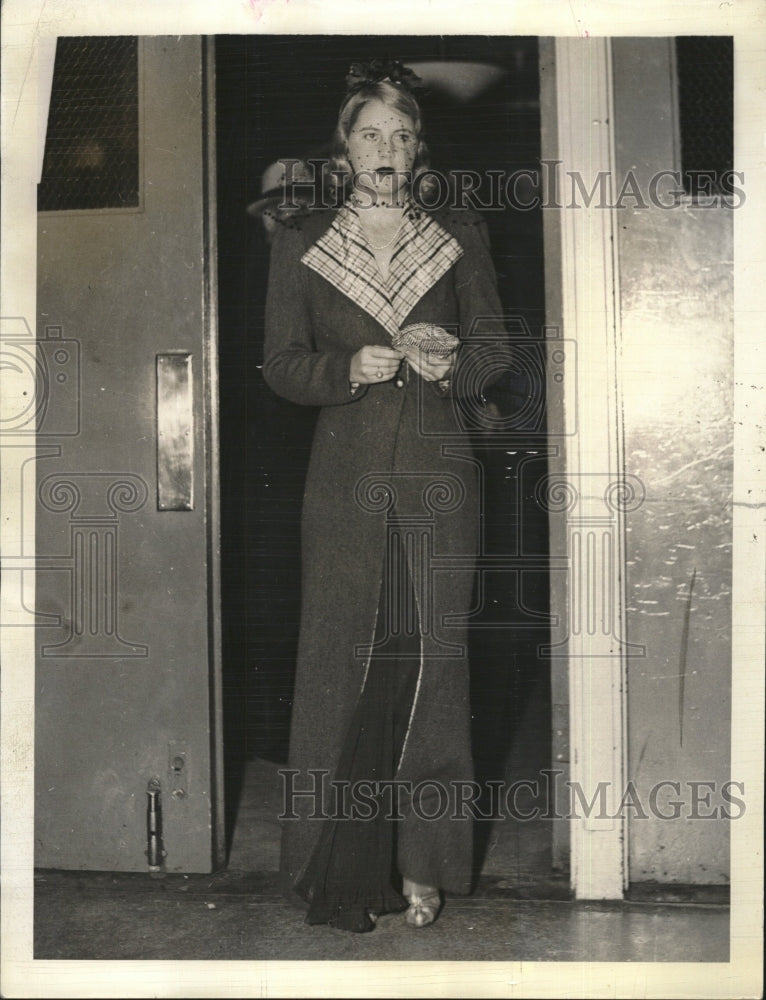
[395,378,404,388]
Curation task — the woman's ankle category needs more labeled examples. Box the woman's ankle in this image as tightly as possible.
[402,877,438,897]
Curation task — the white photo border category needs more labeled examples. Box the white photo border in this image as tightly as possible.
[1,1,764,997]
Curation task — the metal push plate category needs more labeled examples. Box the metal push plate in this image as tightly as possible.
[156,353,194,510]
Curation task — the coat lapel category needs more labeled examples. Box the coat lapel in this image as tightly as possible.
[387,207,464,326]
[300,205,399,338]
[300,203,464,338]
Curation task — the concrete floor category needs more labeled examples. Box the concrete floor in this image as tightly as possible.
[24,867,740,1000]
[33,863,730,963]
[34,748,729,966]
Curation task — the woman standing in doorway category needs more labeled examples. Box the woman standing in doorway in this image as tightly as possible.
[263,60,510,933]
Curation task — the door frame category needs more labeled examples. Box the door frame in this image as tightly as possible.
[202,34,226,871]
[540,36,629,899]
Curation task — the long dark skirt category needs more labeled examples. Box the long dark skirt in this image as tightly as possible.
[295,534,421,933]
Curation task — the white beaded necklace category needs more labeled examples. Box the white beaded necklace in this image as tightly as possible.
[351,196,406,251]
[362,219,404,251]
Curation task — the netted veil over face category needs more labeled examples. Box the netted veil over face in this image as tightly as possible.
[329,60,436,200]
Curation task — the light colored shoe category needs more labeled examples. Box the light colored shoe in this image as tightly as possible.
[402,878,441,928]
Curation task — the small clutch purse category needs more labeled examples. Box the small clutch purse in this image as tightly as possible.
[392,323,460,359]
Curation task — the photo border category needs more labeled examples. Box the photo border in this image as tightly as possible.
[1,1,763,997]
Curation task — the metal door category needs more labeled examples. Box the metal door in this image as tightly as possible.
[34,36,223,873]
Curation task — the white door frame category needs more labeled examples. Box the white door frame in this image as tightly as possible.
[542,36,629,899]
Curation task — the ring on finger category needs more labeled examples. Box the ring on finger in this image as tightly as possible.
[376,369,383,379]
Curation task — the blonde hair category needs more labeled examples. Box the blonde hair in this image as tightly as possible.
[329,80,437,199]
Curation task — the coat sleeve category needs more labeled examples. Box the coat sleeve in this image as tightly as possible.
[262,221,368,407]
[431,212,512,402]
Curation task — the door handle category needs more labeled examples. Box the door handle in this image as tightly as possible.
[156,353,194,510]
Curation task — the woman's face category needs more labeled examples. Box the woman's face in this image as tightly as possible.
[346,98,417,203]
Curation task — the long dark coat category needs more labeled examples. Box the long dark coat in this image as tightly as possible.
[263,201,509,897]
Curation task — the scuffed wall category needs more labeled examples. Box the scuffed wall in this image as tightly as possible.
[613,38,733,884]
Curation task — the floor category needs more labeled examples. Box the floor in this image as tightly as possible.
[33,684,730,969]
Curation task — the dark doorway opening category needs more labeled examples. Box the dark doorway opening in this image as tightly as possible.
[215,35,552,881]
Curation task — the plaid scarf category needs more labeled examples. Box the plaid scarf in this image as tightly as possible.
[301,202,464,339]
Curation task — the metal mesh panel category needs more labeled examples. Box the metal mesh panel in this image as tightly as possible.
[675,36,733,197]
[38,36,139,212]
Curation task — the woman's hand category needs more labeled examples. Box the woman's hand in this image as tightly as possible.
[350,345,404,384]
[401,347,456,382]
